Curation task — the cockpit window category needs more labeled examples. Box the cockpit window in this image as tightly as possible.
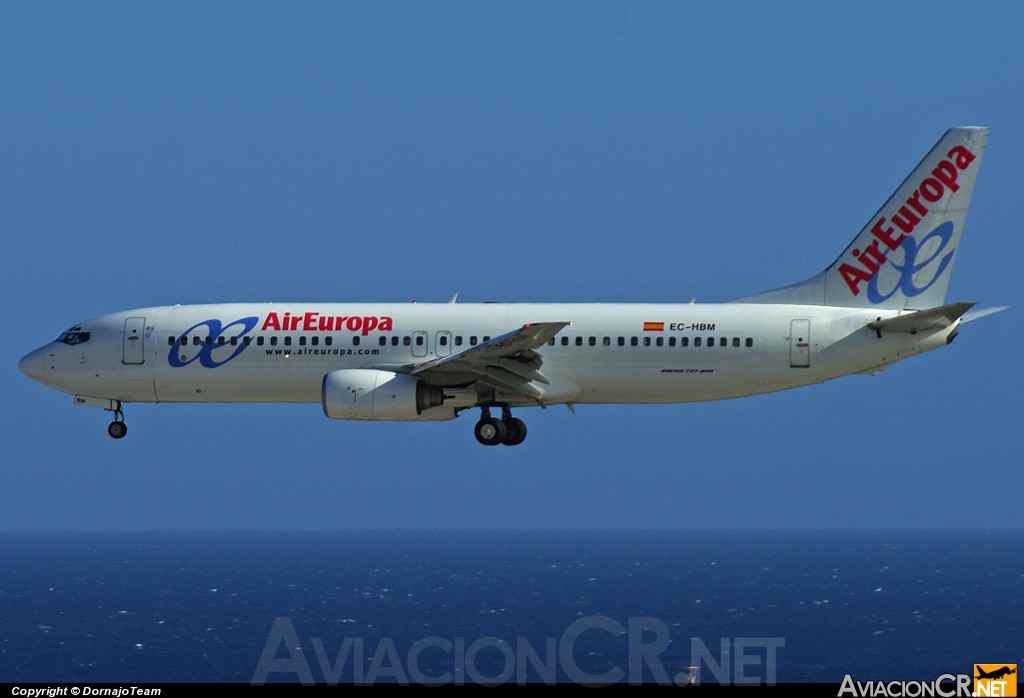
[56,331,91,346]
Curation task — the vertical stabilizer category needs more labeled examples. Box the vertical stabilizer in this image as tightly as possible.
[738,127,988,309]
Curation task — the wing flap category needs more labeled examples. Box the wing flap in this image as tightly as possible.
[479,366,545,399]
[493,357,551,385]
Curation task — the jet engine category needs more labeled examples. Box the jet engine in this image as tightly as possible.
[322,369,453,421]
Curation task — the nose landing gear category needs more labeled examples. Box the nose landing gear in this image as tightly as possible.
[107,402,127,439]
[474,405,528,446]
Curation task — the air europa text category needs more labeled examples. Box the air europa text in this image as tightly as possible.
[261,312,394,335]
[838,145,976,296]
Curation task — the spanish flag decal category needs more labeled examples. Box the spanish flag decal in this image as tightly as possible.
[643,322,665,332]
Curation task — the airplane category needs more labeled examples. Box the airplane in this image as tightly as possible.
[975,666,1016,681]
[19,127,1002,446]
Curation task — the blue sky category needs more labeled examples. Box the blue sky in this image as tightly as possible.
[3,2,1021,530]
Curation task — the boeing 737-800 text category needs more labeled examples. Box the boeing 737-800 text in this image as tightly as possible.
[19,128,1000,446]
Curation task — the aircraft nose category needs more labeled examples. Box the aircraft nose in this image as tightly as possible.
[18,347,46,382]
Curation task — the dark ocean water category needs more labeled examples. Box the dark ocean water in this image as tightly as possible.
[0,531,1020,684]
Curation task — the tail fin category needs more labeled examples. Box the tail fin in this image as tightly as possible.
[738,127,989,309]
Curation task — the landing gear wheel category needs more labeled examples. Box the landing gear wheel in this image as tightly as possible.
[108,421,128,439]
[502,417,528,446]
[474,417,507,446]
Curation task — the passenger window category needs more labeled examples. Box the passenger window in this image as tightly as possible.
[284,337,292,346]
[733,337,740,347]
[439,335,448,346]
[617,337,625,346]
[548,338,555,346]
[483,336,490,342]
[194,336,201,346]
[168,336,175,346]
[576,337,583,346]
[230,337,238,346]
[589,337,596,346]
[630,337,638,346]
[643,337,651,347]
[271,337,278,346]
[469,336,477,345]
[379,336,387,346]
[244,336,252,346]
[746,337,753,347]
[694,337,702,347]
[311,336,319,346]
[405,336,412,346]
[656,337,664,347]
[603,337,611,346]
[205,336,213,345]
[257,336,265,346]
[681,337,689,347]
[720,337,727,347]
[561,337,569,346]
[390,336,398,346]
[707,336,714,347]
[325,336,333,346]
[455,336,463,346]
[668,337,676,347]
[354,336,361,346]
[414,335,423,346]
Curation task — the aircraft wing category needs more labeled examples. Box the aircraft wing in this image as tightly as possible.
[409,321,570,402]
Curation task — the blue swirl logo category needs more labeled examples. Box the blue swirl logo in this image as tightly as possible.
[867,222,955,305]
[168,317,259,368]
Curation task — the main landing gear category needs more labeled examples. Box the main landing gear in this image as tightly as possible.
[107,402,127,440]
[474,405,528,447]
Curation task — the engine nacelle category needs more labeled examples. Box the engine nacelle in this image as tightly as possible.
[322,369,453,421]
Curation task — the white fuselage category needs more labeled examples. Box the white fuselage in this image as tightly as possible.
[20,301,954,409]
[16,128,988,445]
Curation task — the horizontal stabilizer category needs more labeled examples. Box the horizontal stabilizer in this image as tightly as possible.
[867,302,975,334]
[962,305,1009,323]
